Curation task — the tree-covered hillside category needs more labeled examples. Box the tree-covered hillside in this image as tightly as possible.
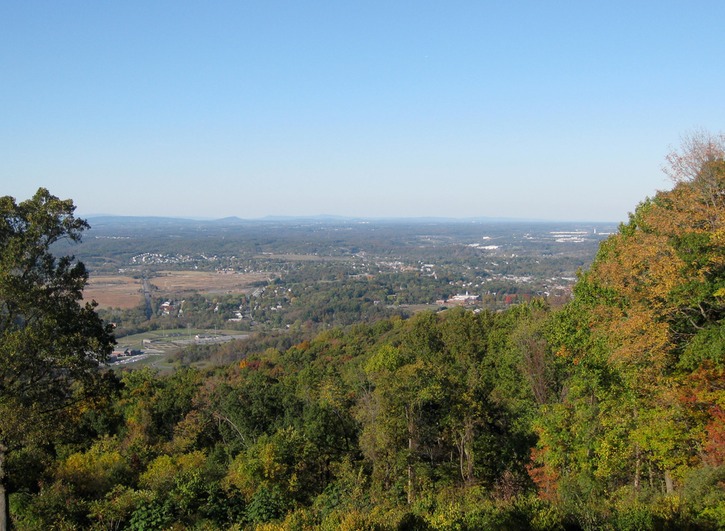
[3,135,724,529]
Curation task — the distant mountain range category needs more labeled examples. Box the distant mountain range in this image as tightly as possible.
[84,214,609,227]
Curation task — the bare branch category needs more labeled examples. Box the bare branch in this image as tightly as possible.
[663,129,725,183]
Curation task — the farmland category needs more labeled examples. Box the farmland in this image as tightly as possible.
[85,270,270,309]
[83,275,142,309]
[147,270,269,295]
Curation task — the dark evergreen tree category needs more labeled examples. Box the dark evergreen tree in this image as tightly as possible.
[0,189,114,530]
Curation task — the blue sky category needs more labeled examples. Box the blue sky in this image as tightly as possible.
[2,1,724,222]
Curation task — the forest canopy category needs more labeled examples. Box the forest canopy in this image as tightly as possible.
[2,135,724,530]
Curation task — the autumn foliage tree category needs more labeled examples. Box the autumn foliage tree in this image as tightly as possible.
[535,132,725,525]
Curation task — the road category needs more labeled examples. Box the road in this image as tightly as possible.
[141,271,153,319]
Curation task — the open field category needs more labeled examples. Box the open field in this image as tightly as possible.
[149,270,269,294]
[84,275,143,309]
[85,270,271,308]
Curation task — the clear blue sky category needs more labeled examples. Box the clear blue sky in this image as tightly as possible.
[2,1,724,222]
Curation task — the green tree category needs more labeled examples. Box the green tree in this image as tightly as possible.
[0,188,114,530]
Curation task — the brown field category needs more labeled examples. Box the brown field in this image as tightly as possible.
[84,276,143,309]
[85,270,271,309]
[148,270,270,295]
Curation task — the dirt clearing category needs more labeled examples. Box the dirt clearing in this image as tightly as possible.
[84,276,143,309]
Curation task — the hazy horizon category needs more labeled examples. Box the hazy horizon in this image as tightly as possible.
[4,2,725,223]
[79,212,620,225]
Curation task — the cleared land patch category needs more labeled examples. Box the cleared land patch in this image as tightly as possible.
[149,270,270,295]
[84,275,143,309]
[86,271,270,308]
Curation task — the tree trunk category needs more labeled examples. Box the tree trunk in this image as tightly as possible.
[634,447,641,490]
[407,434,415,504]
[463,420,474,485]
[406,405,416,505]
[664,469,674,494]
[456,432,465,483]
[0,443,9,531]
[455,427,474,485]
